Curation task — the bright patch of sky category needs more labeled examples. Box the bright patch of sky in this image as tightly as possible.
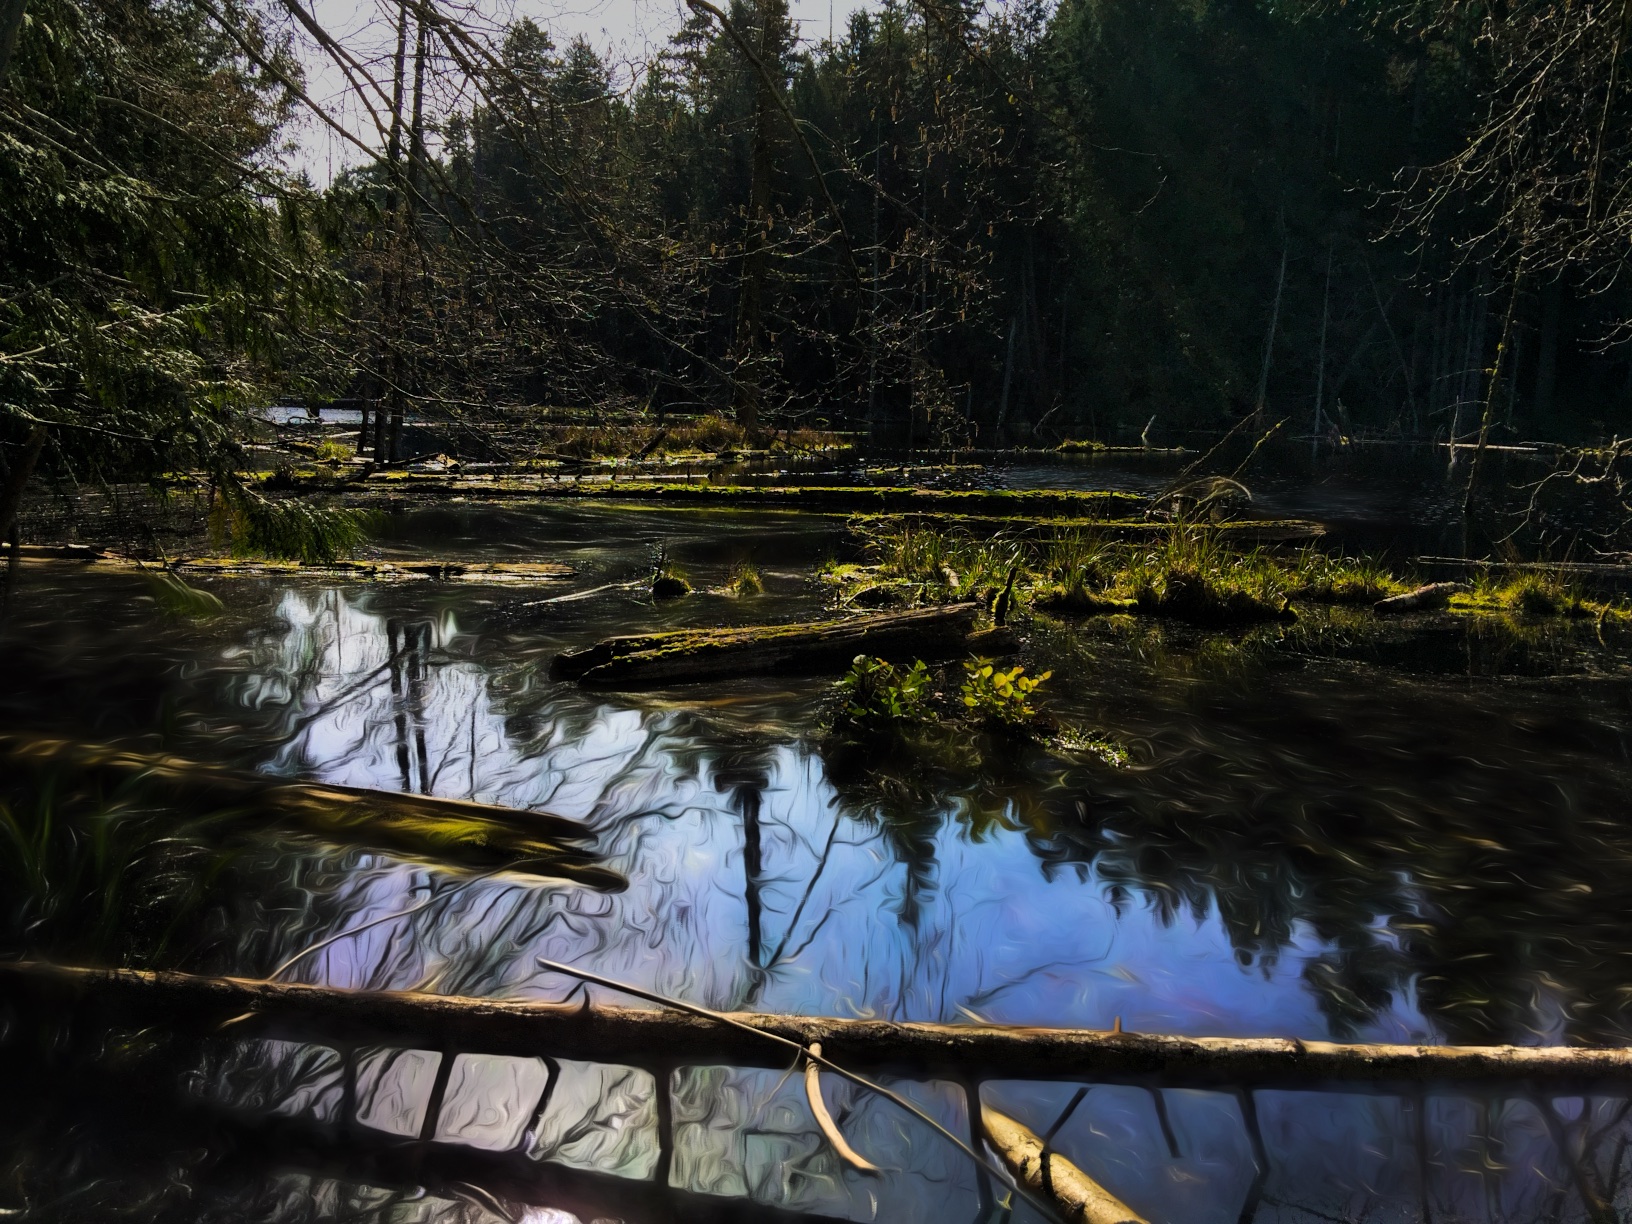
[284,0,875,183]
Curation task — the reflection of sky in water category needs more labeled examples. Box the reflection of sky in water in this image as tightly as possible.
[215,589,1622,1224]
[241,588,1430,1042]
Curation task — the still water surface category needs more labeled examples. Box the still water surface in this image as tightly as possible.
[7,500,1632,1222]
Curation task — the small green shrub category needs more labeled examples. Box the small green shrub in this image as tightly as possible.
[314,439,352,463]
[726,561,763,596]
[960,658,1051,725]
[837,655,933,726]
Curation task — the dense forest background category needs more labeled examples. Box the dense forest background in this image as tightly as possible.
[5,0,1632,503]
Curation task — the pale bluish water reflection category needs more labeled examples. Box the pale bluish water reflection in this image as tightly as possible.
[243,588,1430,1044]
[193,586,1632,1224]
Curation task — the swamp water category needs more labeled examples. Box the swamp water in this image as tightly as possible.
[6,502,1632,1223]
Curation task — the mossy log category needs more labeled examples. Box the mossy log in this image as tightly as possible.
[10,961,1632,1090]
[0,737,622,889]
[551,604,986,688]
[848,513,1326,543]
[982,1106,1148,1224]
[333,479,1147,519]
[13,548,574,584]
[1374,581,1470,615]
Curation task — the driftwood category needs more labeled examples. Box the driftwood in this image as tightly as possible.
[551,604,991,688]
[11,960,1632,1090]
[0,737,622,889]
[982,1106,1148,1224]
[1373,581,1470,615]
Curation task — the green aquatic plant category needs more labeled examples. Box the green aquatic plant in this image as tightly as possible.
[142,570,224,619]
[725,561,764,596]
[648,542,693,600]
[836,655,934,727]
[960,658,1051,725]
[1051,728,1132,767]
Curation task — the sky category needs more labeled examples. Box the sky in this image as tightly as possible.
[288,0,875,182]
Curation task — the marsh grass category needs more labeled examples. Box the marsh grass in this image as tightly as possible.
[1455,570,1604,618]
[0,773,228,964]
[851,521,1551,628]
[724,560,764,597]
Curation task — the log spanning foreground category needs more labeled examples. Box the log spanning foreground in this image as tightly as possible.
[0,737,623,889]
[9,960,1632,1091]
[551,603,991,688]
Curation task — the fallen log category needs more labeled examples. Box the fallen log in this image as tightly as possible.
[982,1106,1148,1224]
[1418,555,1632,580]
[14,553,576,584]
[11,961,1632,1090]
[0,737,622,889]
[849,513,1327,544]
[1374,581,1470,615]
[551,604,990,688]
[338,480,1149,520]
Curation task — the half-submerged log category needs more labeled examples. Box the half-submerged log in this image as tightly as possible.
[12,960,1632,1090]
[0,737,622,889]
[1374,581,1470,615]
[982,1106,1148,1224]
[551,604,988,688]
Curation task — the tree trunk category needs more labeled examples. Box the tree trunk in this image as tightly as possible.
[0,422,46,545]
[1254,233,1288,419]
[1534,276,1562,424]
[732,0,786,430]
[0,0,25,84]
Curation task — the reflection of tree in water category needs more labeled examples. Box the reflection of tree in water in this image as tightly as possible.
[1039,679,1632,1044]
[819,725,1082,931]
[231,589,1632,1045]
[817,665,1632,1046]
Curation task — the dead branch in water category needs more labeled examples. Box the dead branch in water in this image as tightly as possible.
[981,1105,1149,1224]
